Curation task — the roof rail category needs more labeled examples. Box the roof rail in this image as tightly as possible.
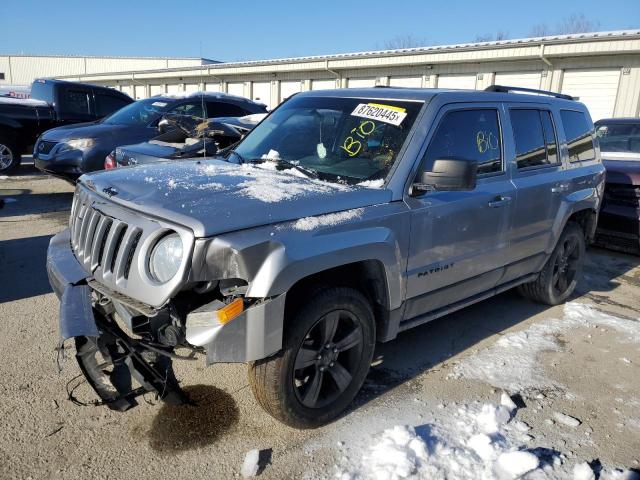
[485,85,575,101]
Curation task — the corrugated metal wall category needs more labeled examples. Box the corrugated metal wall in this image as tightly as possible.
[9,32,640,119]
[0,55,205,85]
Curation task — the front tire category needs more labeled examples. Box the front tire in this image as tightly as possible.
[248,287,375,429]
[0,135,21,175]
[518,222,586,305]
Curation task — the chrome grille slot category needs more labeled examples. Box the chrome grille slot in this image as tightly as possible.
[112,226,141,280]
[90,216,112,271]
[102,221,127,275]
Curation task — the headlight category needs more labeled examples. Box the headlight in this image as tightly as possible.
[149,233,183,283]
[59,138,95,153]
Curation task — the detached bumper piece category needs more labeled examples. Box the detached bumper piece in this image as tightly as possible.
[73,309,190,412]
[49,230,189,411]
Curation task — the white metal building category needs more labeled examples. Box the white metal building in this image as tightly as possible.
[39,31,640,119]
[0,54,217,86]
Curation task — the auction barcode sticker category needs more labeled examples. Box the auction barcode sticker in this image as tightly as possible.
[351,103,407,126]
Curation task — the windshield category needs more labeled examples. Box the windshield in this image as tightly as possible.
[231,96,423,184]
[102,98,171,126]
[596,122,640,156]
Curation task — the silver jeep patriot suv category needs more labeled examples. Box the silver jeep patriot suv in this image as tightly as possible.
[47,85,604,428]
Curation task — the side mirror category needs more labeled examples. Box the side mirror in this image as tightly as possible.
[412,158,477,194]
[157,118,171,134]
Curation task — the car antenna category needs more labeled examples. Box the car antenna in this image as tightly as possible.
[199,40,207,160]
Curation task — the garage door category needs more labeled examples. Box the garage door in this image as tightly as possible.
[494,72,541,90]
[166,84,182,94]
[205,82,221,92]
[312,79,337,90]
[150,85,164,96]
[184,83,199,94]
[348,78,376,88]
[227,82,245,97]
[280,81,301,103]
[134,85,148,100]
[389,76,423,88]
[252,81,272,109]
[438,74,477,90]
[561,69,620,121]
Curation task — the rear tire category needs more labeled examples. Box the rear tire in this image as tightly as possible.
[518,222,585,305]
[248,287,375,429]
[0,134,21,175]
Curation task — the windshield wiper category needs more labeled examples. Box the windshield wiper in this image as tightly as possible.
[247,158,318,179]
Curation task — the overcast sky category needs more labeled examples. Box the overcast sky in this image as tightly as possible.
[4,0,639,61]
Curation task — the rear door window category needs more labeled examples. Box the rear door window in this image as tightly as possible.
[167,101,204,118]
[511,109,559,169]
[206,101,250,118]
[95,94,130,117]
[420,109,503,176]
[63,89,91,115]
[560,110,596,162]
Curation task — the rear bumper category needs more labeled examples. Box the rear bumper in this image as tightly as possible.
[595,203,640,254]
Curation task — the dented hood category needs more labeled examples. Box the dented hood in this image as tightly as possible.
[79,159,390,238]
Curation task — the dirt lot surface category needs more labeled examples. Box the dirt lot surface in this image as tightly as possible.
[1,163,639,479]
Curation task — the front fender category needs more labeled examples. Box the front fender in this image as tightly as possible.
[190,203,411,310]
[250,225,406,308]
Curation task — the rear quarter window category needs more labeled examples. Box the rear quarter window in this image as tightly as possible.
[560,110,596,162]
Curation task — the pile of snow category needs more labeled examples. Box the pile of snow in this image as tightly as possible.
[337,397,638,480]
[357,179,385,189]
[450,302,640,393]
[292,208,363,231]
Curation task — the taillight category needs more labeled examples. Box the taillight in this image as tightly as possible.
[104,152,116,170]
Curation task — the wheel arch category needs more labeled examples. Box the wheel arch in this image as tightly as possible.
[282,259,391,342]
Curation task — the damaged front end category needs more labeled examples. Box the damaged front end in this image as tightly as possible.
[48,224,286,412]
[49,230,190,411]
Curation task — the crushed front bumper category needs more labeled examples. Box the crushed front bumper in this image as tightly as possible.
[47,229,188,411]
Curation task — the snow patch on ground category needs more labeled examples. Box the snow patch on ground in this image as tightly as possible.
[292,208,364,231]
[450,302,640,393]
[241,449,260,478]
[336,399,637,480]
[331,304,640,480]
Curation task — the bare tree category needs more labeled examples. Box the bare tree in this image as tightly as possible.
[557,13,599,34]
[528,13,600,37]
[473,31,510,42]
[529,24,553,37]
[383,34,428,50]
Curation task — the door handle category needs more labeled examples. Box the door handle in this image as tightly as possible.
[552,183,570,193]
[488,195,512,208]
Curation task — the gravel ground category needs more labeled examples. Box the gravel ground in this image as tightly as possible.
[1,163,639,479]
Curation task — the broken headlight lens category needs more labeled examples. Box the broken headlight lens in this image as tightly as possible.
[149,233,183,283]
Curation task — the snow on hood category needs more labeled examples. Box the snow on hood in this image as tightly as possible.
[80,158,391,237]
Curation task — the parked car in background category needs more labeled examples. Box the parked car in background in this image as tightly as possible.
[107,113,266,168]
[0,79,132,174]
[34,93,267,182]
[48,85,604,427]
[594,117,640,254]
